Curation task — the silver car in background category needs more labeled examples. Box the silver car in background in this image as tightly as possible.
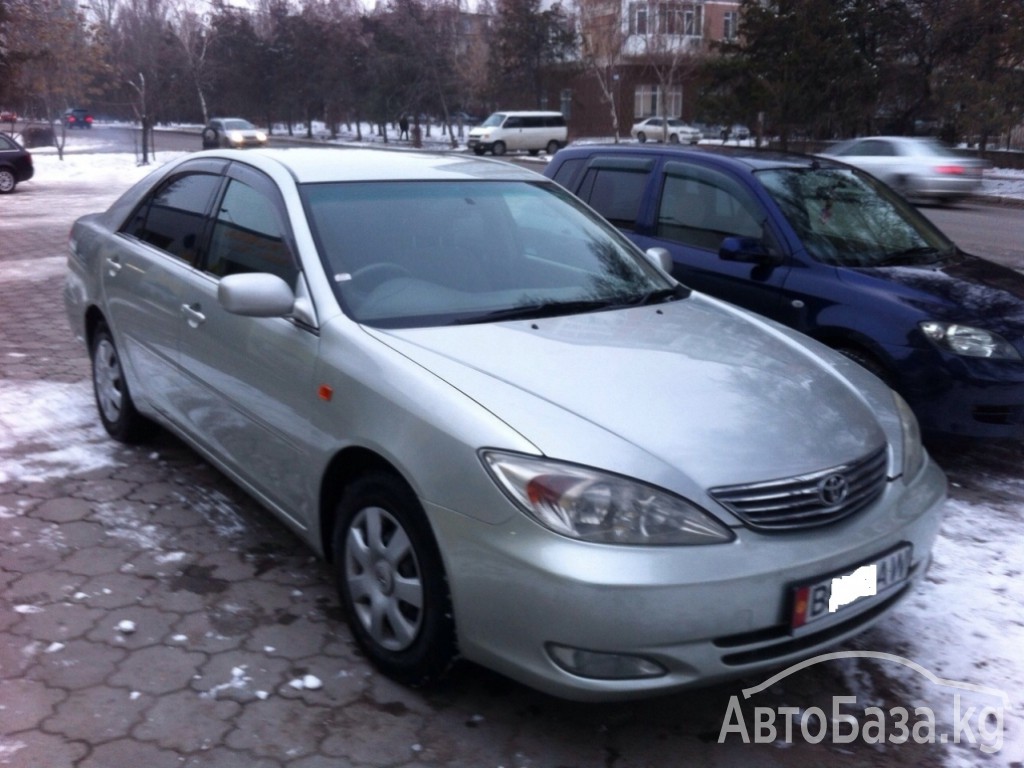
[631,117,702,144]
[820,136,987,204]
[65,148,946,701]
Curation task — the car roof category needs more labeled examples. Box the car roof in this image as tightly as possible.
[488,110,562,116]
[552,143,838,172]
[196,147,550,184]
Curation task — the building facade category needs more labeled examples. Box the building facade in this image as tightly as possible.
[562,0,743,138]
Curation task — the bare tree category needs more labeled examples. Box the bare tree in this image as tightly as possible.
[168,1,213,124]
[573,0,627,141]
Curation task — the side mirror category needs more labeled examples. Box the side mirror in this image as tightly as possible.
[719,236,783,266]
[644,247,676,277]
[218,273,296,317]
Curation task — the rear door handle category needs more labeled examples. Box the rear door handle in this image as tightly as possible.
[105,256,122,277]
[181,303,206,328]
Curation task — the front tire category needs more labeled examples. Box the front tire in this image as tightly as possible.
[492,141,506,156]
[91,324,153,442]
[837,345,893,387]
[332,472,456,687]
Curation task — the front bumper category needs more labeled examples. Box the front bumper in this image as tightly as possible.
[889,344,1024,439]
[429,456,947,701]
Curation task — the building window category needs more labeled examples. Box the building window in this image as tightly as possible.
[723,11,737,40]
[634,85,683,118]
[629,2,649,35]
[657,3,682,34]
[683,6,702,36]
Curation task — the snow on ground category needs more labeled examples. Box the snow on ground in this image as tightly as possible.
[20,125,1024,200]
[3,142,1023,765]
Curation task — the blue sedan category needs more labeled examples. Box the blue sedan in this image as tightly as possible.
[545,145,1024,440]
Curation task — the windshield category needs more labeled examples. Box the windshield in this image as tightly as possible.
[756,167,957,268]
[301,180,677,328]
[224,119,256,131]
[481,113,506,128]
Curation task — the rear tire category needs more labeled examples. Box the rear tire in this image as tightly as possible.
[0,169,15,194]
[90,324,153,443]
[546,140,560,155]
[669,133,680,144]
[332,472,456,687]
[201,127,219,149]
[637,132,647,143]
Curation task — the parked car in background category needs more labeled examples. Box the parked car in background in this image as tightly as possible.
[0,132,33,193]
[545,144,1024,440]
[631,117,701,145]
[466,111,566,156]
[725,123,751,141]
[0,110,18,124]
[65,147,945,701]
[451,111,481,126]
[64,108,93,129]
[818,136,986,204]
[201,117,268,149]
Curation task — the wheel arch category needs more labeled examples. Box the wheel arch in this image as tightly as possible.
[318,446,412,563]
[83,305,108,349]
[811,327,897,385]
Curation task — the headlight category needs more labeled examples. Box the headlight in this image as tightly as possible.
[481,451,734,545]
[227,130,243,144]
[893,392,924,480]
[255,131,267,142]
[919,321,1021,360]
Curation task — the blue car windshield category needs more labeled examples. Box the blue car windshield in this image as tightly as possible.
[756,167,956,268]
[301,180,676,328]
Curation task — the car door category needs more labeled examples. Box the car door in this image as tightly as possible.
[502,115,525,151]
[175,162,321,529]
[107,162,227,420]
[572,155,792,320]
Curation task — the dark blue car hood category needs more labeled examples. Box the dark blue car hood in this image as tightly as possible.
[848,252,1024,335]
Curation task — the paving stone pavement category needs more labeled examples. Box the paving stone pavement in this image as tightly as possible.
[1,164,1017,768]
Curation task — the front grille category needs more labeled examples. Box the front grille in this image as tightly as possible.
[709,446,888,531]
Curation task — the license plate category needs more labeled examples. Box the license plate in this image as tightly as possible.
[790,544,912,629]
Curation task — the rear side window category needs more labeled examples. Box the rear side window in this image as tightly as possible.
[122,173,222,265]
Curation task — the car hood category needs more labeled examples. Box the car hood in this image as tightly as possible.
[849,252,1024,335]
[367,296,891,490]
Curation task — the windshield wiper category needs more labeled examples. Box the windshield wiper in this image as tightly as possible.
[629,285,692,305]
[877,246,944,266]
[451,288,687,325]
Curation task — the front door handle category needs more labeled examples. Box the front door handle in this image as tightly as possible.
[105,256,122,277]
[181,303,206,328]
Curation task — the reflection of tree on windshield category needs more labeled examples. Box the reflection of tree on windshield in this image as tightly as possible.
[759,169,953,268]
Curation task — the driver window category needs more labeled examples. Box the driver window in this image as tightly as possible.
[657,168,763,251]
[205,179,297,284]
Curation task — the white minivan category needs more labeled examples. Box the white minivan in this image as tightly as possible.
[467,111,567,156]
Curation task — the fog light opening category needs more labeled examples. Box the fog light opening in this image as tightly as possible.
[547,643,667,680]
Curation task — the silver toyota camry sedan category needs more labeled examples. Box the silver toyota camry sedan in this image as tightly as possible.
[64,148,947,701]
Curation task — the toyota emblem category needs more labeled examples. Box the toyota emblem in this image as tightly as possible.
[819,473,850,506]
